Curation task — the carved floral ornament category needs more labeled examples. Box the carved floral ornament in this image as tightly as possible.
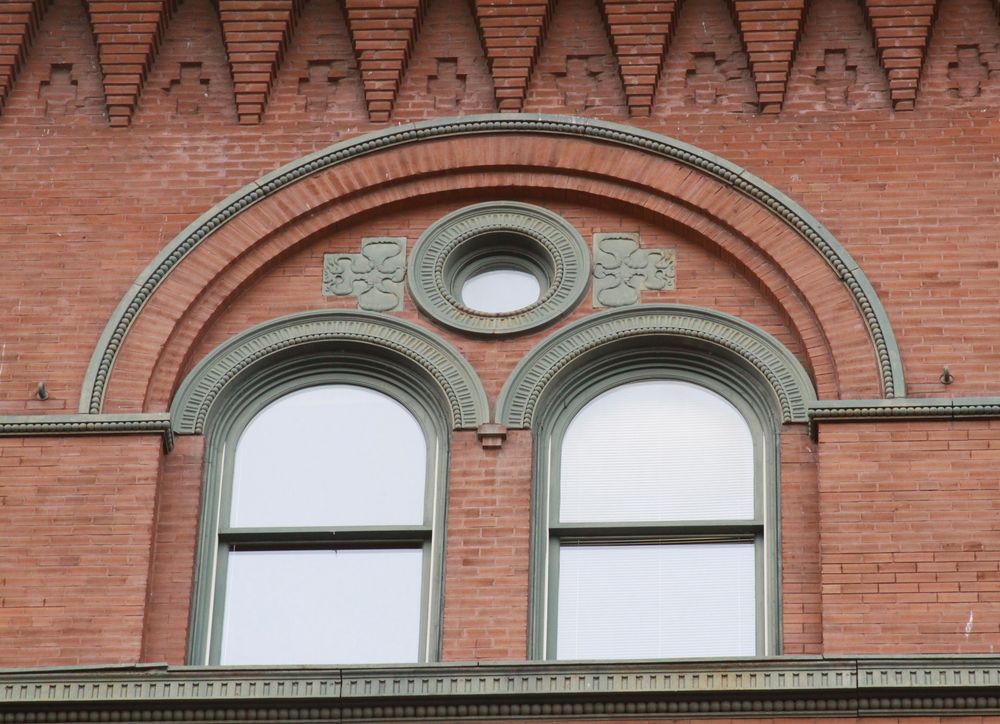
[326,208,678,319]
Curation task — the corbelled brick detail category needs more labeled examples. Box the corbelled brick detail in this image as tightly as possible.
[863,0,939,110]
[0,0,50,114]
[473,0,553,111]
[343,0,427,122]
[730,0,807,114]
[84,0,176,127]
[218,0,303,125]
[599,0,677,116]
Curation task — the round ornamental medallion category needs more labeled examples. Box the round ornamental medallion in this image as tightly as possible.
[407,202,590,335]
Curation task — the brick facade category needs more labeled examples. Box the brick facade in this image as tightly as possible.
[1,0,1000,720]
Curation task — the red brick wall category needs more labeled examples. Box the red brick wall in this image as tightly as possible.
[1,0,999,667]
[819,421,1000,653]
[0,436,161,666]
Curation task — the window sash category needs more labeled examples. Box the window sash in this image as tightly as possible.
[193,381,447,666]
[534,377,775,660]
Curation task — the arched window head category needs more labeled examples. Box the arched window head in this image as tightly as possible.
[174,311,489,666]
[501,306,815,661]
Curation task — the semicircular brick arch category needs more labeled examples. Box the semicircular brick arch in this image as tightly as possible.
[81,115,904,414]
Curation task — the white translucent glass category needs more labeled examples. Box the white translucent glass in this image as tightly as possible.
[556,543,756,659]
[230,385,426,527]
[461,268,541,314]
[220,548,423,665]
[560,381,754,522]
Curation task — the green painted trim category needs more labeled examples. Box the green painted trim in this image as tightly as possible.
[0,413,173,451]
[810,397,1000,421]
[529,368,780,659]
[81,114,904,413]
[187,371,453,666]
[3,658,1000,720]
[169,310,490,433]
[496,304,818,428]
[407,202,590,335]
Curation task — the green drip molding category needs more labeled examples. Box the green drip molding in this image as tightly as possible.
[808,397,1000,439]
[497,304,817,428]
[170,309,490,433]
[809,398,1000,420]
[80,114,904,414]
[0,413,173,452]
[2,657,1000,721]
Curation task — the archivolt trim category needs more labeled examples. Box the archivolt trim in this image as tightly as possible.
[82,114,903,413]
[170,310,489,433]
[496,305,817,428]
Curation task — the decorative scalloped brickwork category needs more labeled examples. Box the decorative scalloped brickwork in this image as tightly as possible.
[169,310,489,432]
[81,116,904,413]
[862,0,938,110]
[598,0,677,116]
[0,0,50,116]
[731,0,807,113]
[218,0,304,124]
[473,0,554,111]
[343,0,427,122]
[84,0,176,127]
[496,305,817,427]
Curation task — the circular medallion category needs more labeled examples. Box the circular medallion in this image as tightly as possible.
[407,202,590,335]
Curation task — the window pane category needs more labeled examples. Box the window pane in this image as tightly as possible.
[230,385,426,527]
[461,269,541,313]
[556,543,756,659]
[560,381,754,522]
[219,549,423,665]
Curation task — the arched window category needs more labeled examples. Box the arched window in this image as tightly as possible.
[547,379,763,660]
[175,311,490,666]
[497,306,813,661]
[215,384,435,665]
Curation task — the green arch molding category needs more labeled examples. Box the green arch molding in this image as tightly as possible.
[170,310,490,433]
[82,114,904,413]
[496,305,818,428]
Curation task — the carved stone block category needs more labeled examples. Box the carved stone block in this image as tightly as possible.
[322,237,407,312]
[593,233,676,308]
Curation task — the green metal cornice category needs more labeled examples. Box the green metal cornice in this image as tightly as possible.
[2,658,1000,721]
[80,114,905,414]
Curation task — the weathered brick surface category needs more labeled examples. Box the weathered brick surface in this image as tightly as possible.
[731,0,806,113]
[818,421,1000,652]
[473,0,553,111]
[0,0,999,668]
[862,0,938,110]
[599,0,677,116]
[393,0,496,118]
[0,0,49,114]
[343,0,426,121]
[84,0,175,126]
[0,436,161,666]
[523,0,626,116]
[218,0,303,124]
[784,0,890,113]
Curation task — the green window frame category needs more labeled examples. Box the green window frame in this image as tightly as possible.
[532,368,777,659]
[185,367,458,666]
[173,311,490,665]
[494,305,818,659]
[204,378,447,665]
